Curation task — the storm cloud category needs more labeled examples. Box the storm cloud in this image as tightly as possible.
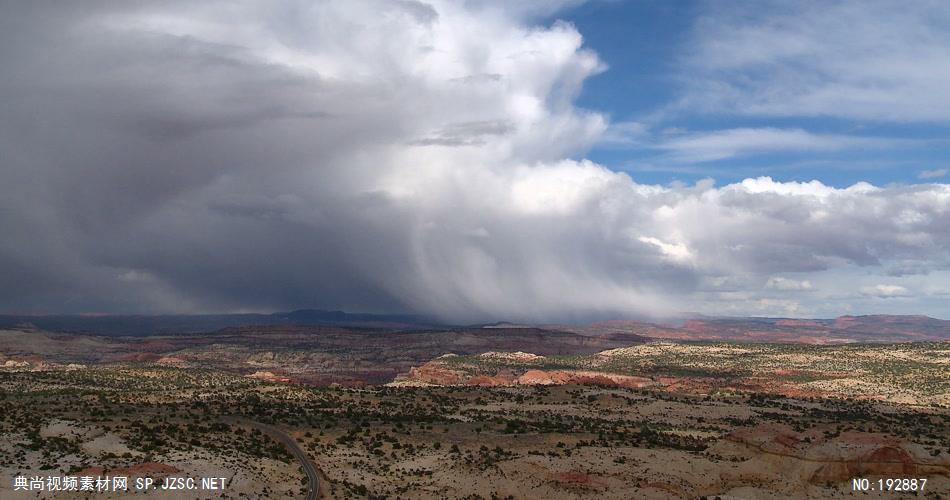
[1,1,948,321]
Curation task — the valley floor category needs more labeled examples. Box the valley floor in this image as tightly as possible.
[0,365,948,499]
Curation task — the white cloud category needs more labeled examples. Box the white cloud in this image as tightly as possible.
[919,168,948,179]
[766,277,813,291]
[637,236,694,264]
[597,121,650,148]
[658,127,897,162]
[682,1,950,122]
[860,284,911,298]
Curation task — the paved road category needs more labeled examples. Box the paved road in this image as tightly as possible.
[234,419,321,500]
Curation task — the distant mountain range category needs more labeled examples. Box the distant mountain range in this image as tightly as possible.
[567,314,950,343]
[0,309,440,336]
[0,310,946,342]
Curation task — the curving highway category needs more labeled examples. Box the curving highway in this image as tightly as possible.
[233,419,321,500]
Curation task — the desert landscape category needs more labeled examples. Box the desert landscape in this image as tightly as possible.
[0,314,947,499]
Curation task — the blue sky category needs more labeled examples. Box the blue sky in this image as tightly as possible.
[556,0,950,187]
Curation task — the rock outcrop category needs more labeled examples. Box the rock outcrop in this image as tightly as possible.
[725,423,950,484]
[391,357,655,389]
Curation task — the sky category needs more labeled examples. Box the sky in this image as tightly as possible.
[0,0,948,321]
[564,0,950,187]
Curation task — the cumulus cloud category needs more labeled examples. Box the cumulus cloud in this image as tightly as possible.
[0,1,948,321]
